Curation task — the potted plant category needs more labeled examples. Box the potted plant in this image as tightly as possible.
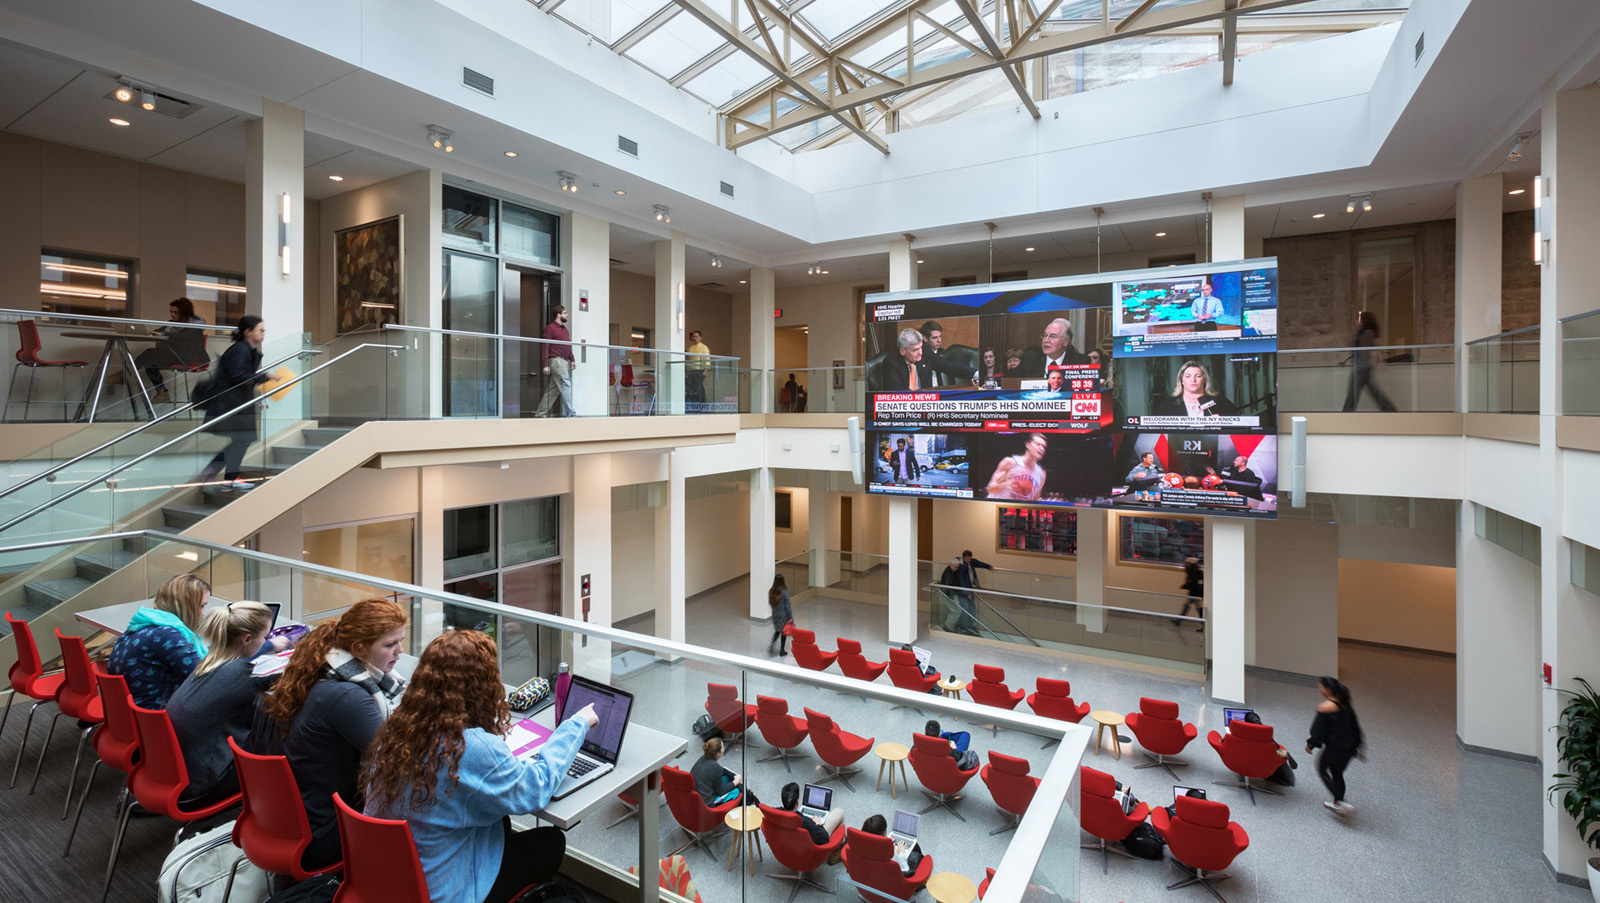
[1549,677,1600,901]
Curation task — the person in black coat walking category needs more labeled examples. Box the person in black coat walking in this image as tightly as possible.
[768,574,793,656]
[200,316,269,490]
[1306,676,1365,817]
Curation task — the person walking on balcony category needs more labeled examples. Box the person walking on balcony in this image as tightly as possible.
[200,315,268,490]
[1342,311,1397,412]
[536,305,574,417]
[686,329,710,411]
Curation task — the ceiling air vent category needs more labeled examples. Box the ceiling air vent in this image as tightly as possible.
[720,181,735,198]
[462,67,494,96]
[700,282,725,289]
[1413,33,1424,65]
[618,136,639,157]
[609,258,626,267]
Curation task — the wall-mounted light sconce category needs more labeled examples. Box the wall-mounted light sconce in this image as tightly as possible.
[278,192,292,277]
[653,205,671,224]
[1533,175,1551,265]
[557,171,578,193]
[676,282,685,331]
[426,125,454,152]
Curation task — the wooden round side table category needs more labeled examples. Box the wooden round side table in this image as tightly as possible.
[875,741,910,798]
[927,871,978,903]
[937,677,967,720]
[724,805,764,875]
[1090,710,1125,759]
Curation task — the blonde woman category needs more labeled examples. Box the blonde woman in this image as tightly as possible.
[108,575,213,708]
[167,601,291,806]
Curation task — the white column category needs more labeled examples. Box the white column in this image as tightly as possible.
[750,466,776,619]
[888,498,918,645]
[565,213,610,417]
[749,267,775,411]
[1455,174,1504,410]
[808,471,837,591]
[654,232,686,414]
[1208,518,1253,703]
[1210,195,1245,263]
[416,466,445,644]
[245,100,304,339]
[889,238,918,292]
[571,454,614,676]
[1075,509,1106,632]
[657,451,687,644]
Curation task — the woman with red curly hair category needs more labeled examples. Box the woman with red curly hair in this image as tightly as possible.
[260,598,408,872]
[365,630,596,903]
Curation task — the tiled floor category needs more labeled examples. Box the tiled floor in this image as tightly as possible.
[606,577,1591,903]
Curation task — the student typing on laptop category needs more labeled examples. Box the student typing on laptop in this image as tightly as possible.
[691,737,761,808]
[364,631,599,903]
[861,813,925,877]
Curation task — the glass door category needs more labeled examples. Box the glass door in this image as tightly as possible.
[442,250,499,417]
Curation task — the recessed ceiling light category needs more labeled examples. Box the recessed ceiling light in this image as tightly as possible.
[916,259,924,264]
[739,279,748,284]
[1024,247,1035,252]
[1311,212,1326,219]
[503,151,519,157]
[327,175,344,182]
[1508,188,1526,195]
[108,117,130,127]
[1155,232,1167,237]
[614,189,627,195]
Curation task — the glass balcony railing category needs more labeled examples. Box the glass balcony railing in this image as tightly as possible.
[1277,343,1455,412]
[771,365,867,413]
[0,530,1089,903]
[1467,325,1540,414]
[1561,308,1600,415]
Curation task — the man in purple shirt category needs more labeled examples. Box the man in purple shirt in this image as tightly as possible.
[536,305,575,417]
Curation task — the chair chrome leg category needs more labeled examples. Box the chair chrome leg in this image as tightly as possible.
[1134,752,1188,781]
[757,746,811,772]
[1212,777,1280,805]
[989,811,1021,836]
[606,799,640,829]
[63,759,102,856]
[813,764,860,791]
[1040,736,1060,749]
[1079,837,1136,874]
[63,725,96,817]
[9,699,47,788]
[99,787,135,903]
[917,790,966,822]
[767,866,836,903]
[28,708,66,793]
[668,826,726,861]
[219,852,249,903]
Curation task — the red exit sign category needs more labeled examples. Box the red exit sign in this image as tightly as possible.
[774,308,783,318]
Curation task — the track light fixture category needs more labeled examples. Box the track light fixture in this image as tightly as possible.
[1508,132,1532,161]
[114,81,133,103]
[1345,193,1373,215]
[710,254,723,268]
[140,90,156,111]
[426,125,453,152]
[653,205,672,224]
[806,263,830,276]
[557,171,579,193]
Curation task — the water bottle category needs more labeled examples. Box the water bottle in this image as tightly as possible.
[554,662,571,722]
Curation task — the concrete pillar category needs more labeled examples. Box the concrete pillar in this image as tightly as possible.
[889,238,918,292]
[749,267,775,412]
[750,467,776,619]
[808,471,838,591]
[657,451,687,644]
[1208,518,1253,704]
[244,100,304,340]
[1539,80,1600,879]
[1210,195,1245,263]
[571,454,614,676]
[1455,174,1504,410]
[1075,508,1106,632]
[655,232,686,414]
[565,213,610,417]
[886,238,920,643]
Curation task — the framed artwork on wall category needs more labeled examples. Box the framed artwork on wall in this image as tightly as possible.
[996,506,1077,557]
[335,215,403,334]
[1117,514,1204,568]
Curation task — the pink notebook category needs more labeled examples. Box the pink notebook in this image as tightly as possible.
[506,718,554,758]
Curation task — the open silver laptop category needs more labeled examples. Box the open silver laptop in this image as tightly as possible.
[889,809,919,846]
[799,783,833,822]
[550,676,635,800]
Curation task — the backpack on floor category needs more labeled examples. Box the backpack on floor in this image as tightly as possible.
[1120,822,1166,860]
[157,819,271,903]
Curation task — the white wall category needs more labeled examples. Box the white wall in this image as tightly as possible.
[1561,447,1600,549]
[1457,529,1541,757]
[1298,434,1465,500]
[1464,437,1544,525]
[1339,560,1456,653]
[1255,520,1340,675]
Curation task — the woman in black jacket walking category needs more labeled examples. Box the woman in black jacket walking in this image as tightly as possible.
[200,316,268,490]
[1306,676,1364,816]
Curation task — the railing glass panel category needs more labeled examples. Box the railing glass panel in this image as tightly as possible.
[1562,309,1600,415]
[1467,326,1540,413]
[1277,344,1454,412]
[770,366,867,413]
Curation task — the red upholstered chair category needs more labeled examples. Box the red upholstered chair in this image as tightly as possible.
[705,682,758,743]
[1151,795,1250,900]
[979,868,995,898]
[4,611,67,789]
[1079,765,1150,873]
[64,671,140,857]
[5,319,88,422]
[103,705,244,902]
[886,648,939,713]
[908,732,979,821]
[842,827,933,903]
[755,695,811,772]
[1125,697,1199,779]
[662,765,737,859]
[967,664,1024,736]
[759,803,845,903]
[1026,677,1089,748]
[607,769,667,829]
[835,639,888,682]
[790,629,839,672]
[331,792,538,903]
[32,629,104,800]
[226,737,341,900]
[979,751,1040,836]
[804,707,874,791]
[1207,721,1285,804]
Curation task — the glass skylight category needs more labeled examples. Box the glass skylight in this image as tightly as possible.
[552,0,670,46]
[625,10,723,78]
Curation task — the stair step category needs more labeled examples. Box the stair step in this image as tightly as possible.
[23,575,93,610]
[123,526,182,555]
[0,598,58,637]
[301,427,352,447]
[163,504,220,530]
[74,549,139,581]
[271,445,317,465]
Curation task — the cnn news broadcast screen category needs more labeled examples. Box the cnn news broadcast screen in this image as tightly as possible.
[862,260,1279,519]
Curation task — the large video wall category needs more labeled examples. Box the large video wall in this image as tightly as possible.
[863,260,1279,519]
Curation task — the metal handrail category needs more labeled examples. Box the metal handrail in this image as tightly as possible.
[0,307,227,334]
[0,343,401,535]
[1558,306,1600,324]
[1465,323,1543,345]
[0,348,321,503]
[932,585,1042,646]
[931,582,1205,621]
[1278,342,1453,353]
[376,324,740,363]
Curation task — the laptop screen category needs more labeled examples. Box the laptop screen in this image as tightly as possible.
[911,646,932,670]
[1223,707,1253,727]
[1173,785,1206,802]
[262,602,281,631]
[562,676,634,762]
[803,784,832,811]
[892,810,919,837]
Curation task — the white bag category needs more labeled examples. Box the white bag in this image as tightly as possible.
[156,819,271,903]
